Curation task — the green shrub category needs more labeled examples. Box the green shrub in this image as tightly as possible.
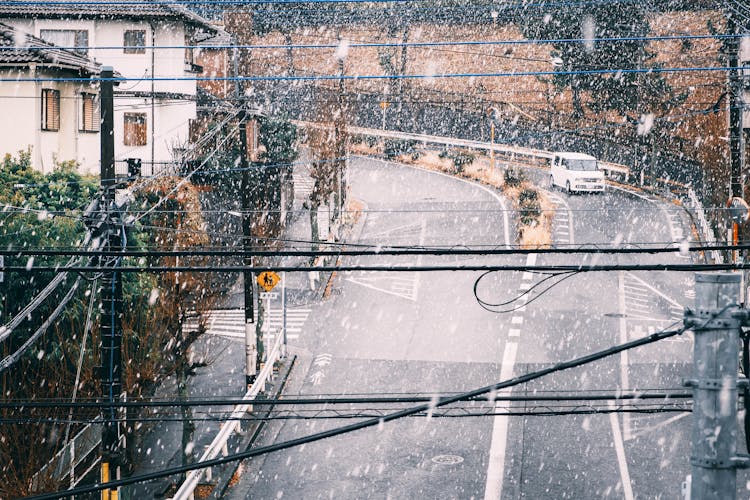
[451,151,475,173]
[365,135,378,147]
[518,188,539,205]
[518,187,541,226]
[384,139,417,160]
[504,168,525,187]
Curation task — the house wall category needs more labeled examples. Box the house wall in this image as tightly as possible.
[0,68,99,174]
[1,16,201,173]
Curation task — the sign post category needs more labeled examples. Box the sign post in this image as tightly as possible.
[728,197,749,265]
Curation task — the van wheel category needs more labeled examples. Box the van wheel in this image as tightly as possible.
[566,181,572,194]
[549,175,554,189]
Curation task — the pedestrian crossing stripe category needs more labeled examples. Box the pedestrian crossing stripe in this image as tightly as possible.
[184,308,311,341]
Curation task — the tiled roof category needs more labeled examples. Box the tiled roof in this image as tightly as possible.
[0,0,219,33]
[0,21,101,75]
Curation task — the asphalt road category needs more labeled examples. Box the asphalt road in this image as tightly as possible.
[223,159,750,499]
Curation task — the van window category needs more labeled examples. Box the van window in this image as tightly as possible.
[564,159,597,171]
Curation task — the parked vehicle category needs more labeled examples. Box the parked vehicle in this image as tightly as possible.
[549,152,605,194]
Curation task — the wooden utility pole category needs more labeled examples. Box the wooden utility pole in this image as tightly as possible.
[99,66,123,500]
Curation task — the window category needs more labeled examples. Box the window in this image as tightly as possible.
[124,113,147,146]
[80,93,99,132]
[41,89,60,131]
[123,30,146,54]
[39,29,88,54]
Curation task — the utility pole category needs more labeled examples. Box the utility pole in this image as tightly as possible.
[99,66,123,500]
[685,273,747,499]
[235,42,257,386]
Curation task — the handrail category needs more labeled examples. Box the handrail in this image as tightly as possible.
[170,332,284,500]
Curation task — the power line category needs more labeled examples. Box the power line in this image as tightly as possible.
[0,242,738,258]
[27,320,689,500]
[2,406,691,425]
[3,64,745,83]
[5,262,748,274]
[0,390,692,409]
[1,33,738,52]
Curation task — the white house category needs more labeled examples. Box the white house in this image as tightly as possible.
[0,0,224,176]
[0,22,102,174]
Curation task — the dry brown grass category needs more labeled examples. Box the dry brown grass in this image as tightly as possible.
[413,151,454,173]
[195,484,215,499]
[345,197,365,226]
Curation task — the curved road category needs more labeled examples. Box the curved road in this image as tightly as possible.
[224,158,749,499]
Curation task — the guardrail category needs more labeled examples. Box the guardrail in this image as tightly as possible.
[32,420,102,492]
[686,188,723,264]
[294,121,631,177]
[170,332,285,500]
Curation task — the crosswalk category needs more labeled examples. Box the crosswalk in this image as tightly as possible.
[622,272,683,322]
[346,220,425,301]
[293,170,314,201]
[545,191,573,245]
[184,307,311,342]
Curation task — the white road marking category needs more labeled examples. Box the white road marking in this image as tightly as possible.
[609,185,686,253]
[484,341,518,500]
[609,405,635,500]
[519,282,531,291]
[618,272,632,442]
[485,252,535,499]
[185,307,311,341]
[543,190,575,245]
[511,316,524,325]
[379,159,511,248]
[627,413,690,441]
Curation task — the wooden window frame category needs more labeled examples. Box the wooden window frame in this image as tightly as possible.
[123,112,147,146]
[39,29,88,55]
[123,29,146,54]
[41,88,60,132]
[79,92,99,133]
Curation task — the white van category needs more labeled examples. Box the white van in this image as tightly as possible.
[549,152,605,194]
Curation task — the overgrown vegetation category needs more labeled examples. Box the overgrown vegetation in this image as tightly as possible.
[0,151,217,497]
[503,167,525,188]
[384,139,418,161]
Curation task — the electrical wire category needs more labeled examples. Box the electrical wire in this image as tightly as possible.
[4,64,747,83]
[1,406,691,425]
[0,242,743,258]
[0,389,692,409]
[474,269,580,313]
[27,319,690,500]
[1,33,739,52]
[0,276,82,373]
[7,262,750,274]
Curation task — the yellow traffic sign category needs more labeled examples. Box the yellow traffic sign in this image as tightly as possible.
[257,271,280,292]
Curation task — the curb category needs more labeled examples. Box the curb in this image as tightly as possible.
[205,355,298,500]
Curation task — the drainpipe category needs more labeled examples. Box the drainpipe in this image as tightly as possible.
[150,21,156,172]
[31,64,43,172]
